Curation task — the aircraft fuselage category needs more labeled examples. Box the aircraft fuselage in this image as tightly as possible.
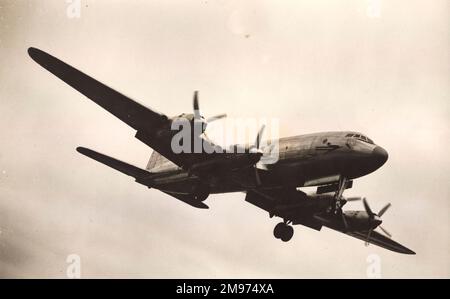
[150,131,388,194]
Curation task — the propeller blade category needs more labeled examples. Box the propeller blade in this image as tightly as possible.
[362,198,374,216]
[341,212,348,231]
[379,226,392,238]
[206,113,227,122]
[255,124,266,149]
[255,166,262,185]
[345,196,362,202]
[365,228,373,246]
[193,91,201,119]
[377,203,391,217]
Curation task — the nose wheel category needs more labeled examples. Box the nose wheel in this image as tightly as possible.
[273,222,294,242]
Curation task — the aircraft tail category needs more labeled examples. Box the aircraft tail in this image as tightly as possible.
[146,150,165,171]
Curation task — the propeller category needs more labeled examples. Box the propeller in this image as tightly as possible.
[206,114,227,122]
[379,226,392,238]
[378,203,391,217]
[339,196,362,231]
[193,91,201,120]
[362,198,391,221]
[341,212,349,231]
[362,198,392,245]
[345,196,363,202]
[193,91,264,185]
[331,178,361,231]
[250,125,265,186]
[363,198,374,216]
[192,91,227,133]
[255,125,265,151]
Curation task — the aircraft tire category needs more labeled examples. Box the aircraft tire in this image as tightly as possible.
[280,225,294,242]
[273,222,286,239]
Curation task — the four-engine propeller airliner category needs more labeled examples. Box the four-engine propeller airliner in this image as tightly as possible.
[28,47,415,254]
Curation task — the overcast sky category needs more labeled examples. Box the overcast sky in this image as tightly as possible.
[0,0,449,278]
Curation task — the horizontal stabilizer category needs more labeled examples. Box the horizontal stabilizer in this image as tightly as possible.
[77,147,207,209]
[76,147,150,179]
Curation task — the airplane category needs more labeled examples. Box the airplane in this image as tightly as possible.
[28,47,415,255]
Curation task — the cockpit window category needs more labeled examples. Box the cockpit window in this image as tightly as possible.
[346,133,375,144]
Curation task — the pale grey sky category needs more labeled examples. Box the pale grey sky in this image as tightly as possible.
[0,0,449,278]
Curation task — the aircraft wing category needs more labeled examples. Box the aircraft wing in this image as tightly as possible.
[245,188,325,231]
[345,230,415,254]
[28,48,187,169]
[246,187,415,254]
[28,48,168,131]
[28,47,193,166]
[28,48,260,173]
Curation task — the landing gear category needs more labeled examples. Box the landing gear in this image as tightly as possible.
[273,222,294,242]
[332,176,348,214]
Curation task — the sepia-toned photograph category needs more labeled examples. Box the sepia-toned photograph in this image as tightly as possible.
[0,0,448,283]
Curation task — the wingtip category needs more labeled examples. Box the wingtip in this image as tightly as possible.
[76,146,89,155]
[27,47,40,59]
[28,47,53,65]
[398,246,416,255]
[405,249,416,255]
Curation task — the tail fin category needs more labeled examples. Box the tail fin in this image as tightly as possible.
[146,150,165,171]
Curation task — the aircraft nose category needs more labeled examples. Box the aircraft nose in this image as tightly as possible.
[372,146,388,165]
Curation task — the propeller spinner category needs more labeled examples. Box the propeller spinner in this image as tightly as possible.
[362,198,392,245]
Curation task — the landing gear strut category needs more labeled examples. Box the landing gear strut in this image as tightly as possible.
[331,176,348,214]
[273,222,294,242]
[331,176,352,231]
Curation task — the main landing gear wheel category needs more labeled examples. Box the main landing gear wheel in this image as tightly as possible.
[273,222,294,242]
